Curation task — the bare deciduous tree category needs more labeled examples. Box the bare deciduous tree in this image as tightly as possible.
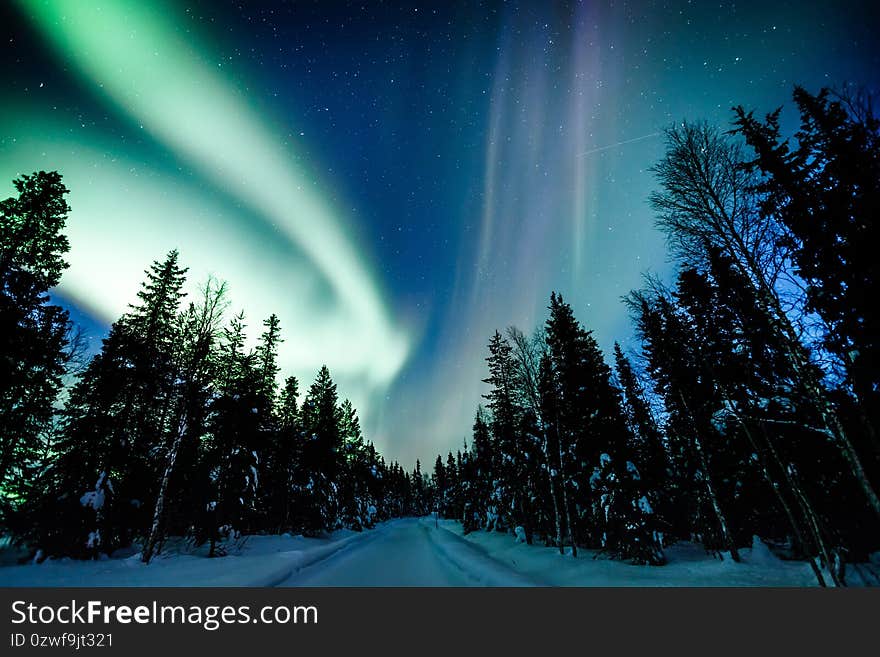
[651,121,880,521]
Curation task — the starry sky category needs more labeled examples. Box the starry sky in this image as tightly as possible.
[2,0,878,467]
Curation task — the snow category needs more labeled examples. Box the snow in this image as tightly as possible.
[433,520,841,586]
[79,472,109,510]
[2,518,875,587]
[626,460,641,480]
[746,535,778,567]
[0,528,371,587]
[85,531,101,550]
[280,519,538,586]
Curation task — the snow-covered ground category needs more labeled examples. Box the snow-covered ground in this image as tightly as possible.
[433,520,826,586]
[0,528,374,587]
[2,518,877,586]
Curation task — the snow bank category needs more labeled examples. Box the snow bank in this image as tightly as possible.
[422,520,537,586]
[0,528,377,587]
[435,520,823,586]
[4,518,872,587]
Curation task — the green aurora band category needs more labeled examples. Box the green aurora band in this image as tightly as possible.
[3,0,410,429]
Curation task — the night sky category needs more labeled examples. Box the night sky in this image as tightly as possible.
[2,0,878,466]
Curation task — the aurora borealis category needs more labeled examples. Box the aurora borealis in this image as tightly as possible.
[2,1,878,466]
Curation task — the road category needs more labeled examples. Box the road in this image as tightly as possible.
[278,518,486,586]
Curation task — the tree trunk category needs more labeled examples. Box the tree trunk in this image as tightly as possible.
[693,194,880,521]
[678,392,739,561]
[518,488,534,545]
[716,378,833,586]
[556,427,577,557]
[539,424,565,554]
[752,421,844,586]
[730,230,880,521]
[142,413,186,563]
[738,417,827,585]
[692,431,740,562]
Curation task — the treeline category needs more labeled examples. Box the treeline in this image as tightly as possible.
[427,86,880,585]
[0,175,432,561]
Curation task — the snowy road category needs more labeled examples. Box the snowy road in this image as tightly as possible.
[278,518,529,587]
[0,517,829,587]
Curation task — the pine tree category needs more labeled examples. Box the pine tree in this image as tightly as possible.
[412,459,426,516]
[120,250,189,546]
[462,408,493,533]
[339,399,376,529]
[0,172,72,521]
[297,365,342,534]
[29,324,128,557]
[36,250,188,557]
[652,119,880,522]
[433,454,447,509]
[202,312,262,555]
[545,292,633,549]
[735,87,880,435]
[263,376,302,533]
[249,314,282,531]
[613,344,667,488]
[254,314,282,408]
[538,350,571,553]
[442,451,459,518]
[629,286,742,561]
[589,453,665,565]
[143,278,228,562]
[693,250,845,582]
[483,331,528,536]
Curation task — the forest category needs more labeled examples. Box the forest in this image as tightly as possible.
[0,182,431,562]
[428,86,880,586]
[0,85,877,585]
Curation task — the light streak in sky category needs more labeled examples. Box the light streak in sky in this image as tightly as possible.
[10,0,410,426]
[577,132,662,158]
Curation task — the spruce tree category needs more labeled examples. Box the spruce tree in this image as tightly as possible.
[484,331,533,540]
[545,292,633,548]
[37,250,187,557]
[0,172,72,523]
[202,312,262,555]
[263,376,302,533]
[462,409,493,533]
[143,278,228,562]
[433,454,446,506]
[538,350,572,553]
[629,286,742,561]
[339,399,376,529]
[735,87,880,434]
[613,343,667,490]
[652,119,880,521]
[297,366,342,534]
[443,451,459,518]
